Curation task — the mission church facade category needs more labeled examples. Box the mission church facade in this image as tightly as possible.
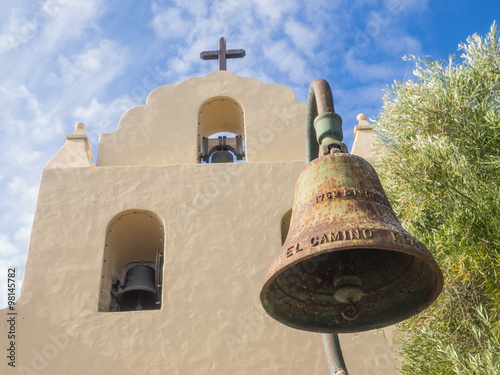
[1,55,398,373]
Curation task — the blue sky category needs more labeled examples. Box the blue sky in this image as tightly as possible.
[0,0,498,307]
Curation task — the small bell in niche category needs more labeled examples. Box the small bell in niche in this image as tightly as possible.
[211,149,234,163]
[116,262,157,311]
[201,135,240,163]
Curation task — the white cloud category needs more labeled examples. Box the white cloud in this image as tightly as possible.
[0,177,38,286]
[14,223,33,245]
[253,0,300,25]
[72,96,134,141]
[171,0,209,17]
[0,235,19,257]
[0,85,64,143]
[0,1,102,54]
[40,0,103,50]
[344,50,400,81]
[263,40,312,84]
[151,5,194,40]
[167,56,190,75]
[284,19,319,56]
[7,177,38,203]
[211,0,241,19]
[0,5,51,53]
[57,40,128,85]
[4,144,44,168]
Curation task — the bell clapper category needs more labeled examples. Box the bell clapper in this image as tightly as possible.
[135,295,143,310]
[333,253,364,321]
[342,299,359,321]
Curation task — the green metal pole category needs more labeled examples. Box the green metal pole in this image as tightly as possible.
[306,79,349,375]
[322,334,349,375]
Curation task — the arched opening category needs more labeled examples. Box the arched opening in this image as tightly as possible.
[198,96,245,163]
[98,209,165,312]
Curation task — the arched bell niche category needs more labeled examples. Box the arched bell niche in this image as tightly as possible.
[98,209,165,312]
[198,96,245,163]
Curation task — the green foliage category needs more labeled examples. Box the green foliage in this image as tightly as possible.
[375,23,500,374]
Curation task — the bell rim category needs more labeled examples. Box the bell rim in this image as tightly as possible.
[263,229,444,284]
[261,240,444,293]
[260,243,444,334]
[116,285,157,302]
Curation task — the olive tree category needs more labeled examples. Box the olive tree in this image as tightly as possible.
[375,23,500,374]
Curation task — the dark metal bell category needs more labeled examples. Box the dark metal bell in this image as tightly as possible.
[260,152,444,333]
[211,150,234,163]
[116,265,157,311]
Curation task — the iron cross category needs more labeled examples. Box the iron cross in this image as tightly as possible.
[200,37,245,71]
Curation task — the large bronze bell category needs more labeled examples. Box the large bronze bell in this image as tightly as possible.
[116,264,158,311]
[260,80,443,335]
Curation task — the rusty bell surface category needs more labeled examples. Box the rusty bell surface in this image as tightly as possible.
[260,152,444,333]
